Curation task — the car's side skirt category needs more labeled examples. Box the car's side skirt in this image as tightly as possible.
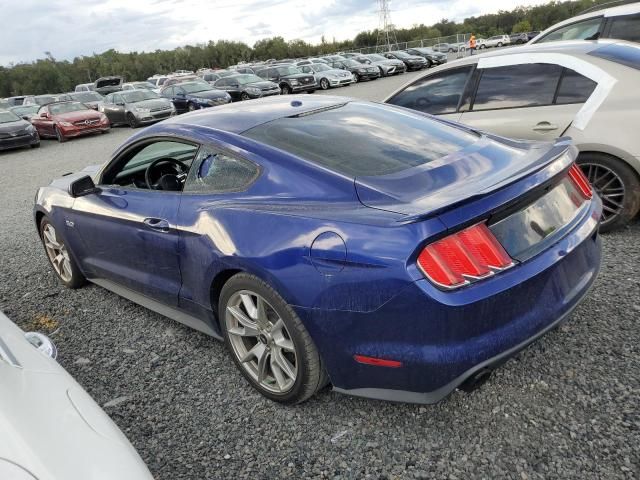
[90,278,222,340]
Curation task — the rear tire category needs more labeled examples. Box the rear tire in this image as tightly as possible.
[188,103,197,112]
[578,153,640,232]
[240,92,250,101]
[39,217,86,289]
[281,84,291,95]
[219,273,327,404]
[126,113,139,128]
[30,142,40,148]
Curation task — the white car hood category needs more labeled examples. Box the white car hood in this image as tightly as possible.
[0,313,154,480]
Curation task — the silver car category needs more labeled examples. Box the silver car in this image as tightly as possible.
[385,40,640,231]
[101,89,175,128]
[355,54,406,76]
[298,63,354,89]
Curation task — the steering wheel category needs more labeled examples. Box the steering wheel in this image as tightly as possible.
[144,157,188,190]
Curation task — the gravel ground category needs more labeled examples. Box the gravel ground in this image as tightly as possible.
[0,82,639,480]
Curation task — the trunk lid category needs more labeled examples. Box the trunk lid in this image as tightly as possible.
[355,134,574,222]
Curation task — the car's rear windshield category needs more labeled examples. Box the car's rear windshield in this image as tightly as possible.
[242,102,479,177]
[589,43,640,71]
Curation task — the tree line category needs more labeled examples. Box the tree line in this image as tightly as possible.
[0,0,614,97]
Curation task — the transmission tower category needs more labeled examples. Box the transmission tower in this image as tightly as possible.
[376,0,398,53]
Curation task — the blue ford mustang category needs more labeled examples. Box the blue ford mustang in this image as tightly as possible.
[34,96,602,404]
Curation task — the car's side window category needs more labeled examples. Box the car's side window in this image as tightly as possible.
[472,63,563,111]
[301,66,311,73]
[555,68,597,105]
[387,66,473,115]
[101,140,200,189]
[184,147,260,194]
[537,17,603,43]
[607,14,640,42]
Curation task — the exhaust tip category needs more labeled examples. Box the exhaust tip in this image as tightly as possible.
[459,368,493,393]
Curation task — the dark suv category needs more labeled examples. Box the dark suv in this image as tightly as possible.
[327,59,379,82]
[255,65,316,94]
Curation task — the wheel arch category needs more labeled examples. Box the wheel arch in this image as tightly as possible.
[576,147,640,181]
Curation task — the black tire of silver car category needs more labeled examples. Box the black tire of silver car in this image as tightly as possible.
[126,113,139,128]
[353,73,360,83]
[281,84,291,95]
[219,273,328,404]
[55,126,66,143]
[577,153,640,233]
[240,92,250,101]
[39,217,86,289]
[188,103,197,112]
[320,78,330,90]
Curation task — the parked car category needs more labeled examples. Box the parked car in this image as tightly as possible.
[213,74,280,101]
[9,104,40,120]
[298,63,354,89]
[160,81,231,113]
[340,53,360,59]
[0,311,154,480]
[510,32,529,44]
[198,71,222,84]
[527,31,541,41]
[432,42,458,53]
[6,96,26,106]
[385,40,640,231]
[147,75,169,89]
[69,91,104,110]
[529,3,640,44]
[162,75,209,88]
[0,98,9,109]
[101,89,175,127]
[31,101,110,142]
[234,66,256,74]
[355,54,406,76]
[34,95,602,405]
[295,58,328,66]
[173,69,194,76]
[23,94,72,106]
[477,35,511,48]
[326,58,379,82]
[213,69,240,78]
[74,83,95,92]
[93,76,124,95]
[383,51,427,70]
[255,65,317,94]
[0,109,40,150]
[122,81,157,91]
[405,47,448,67]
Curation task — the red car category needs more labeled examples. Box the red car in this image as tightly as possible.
[31,101,110,142]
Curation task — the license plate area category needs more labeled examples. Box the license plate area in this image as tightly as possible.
[489,177,589,262]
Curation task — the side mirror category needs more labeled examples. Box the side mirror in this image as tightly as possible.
[69,175,100,198]
[41,112,50,119]
[22,115,30,121]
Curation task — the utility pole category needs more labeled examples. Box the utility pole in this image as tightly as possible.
[376,0,398,53]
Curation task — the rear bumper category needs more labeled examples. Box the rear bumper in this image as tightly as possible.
[296,198,602,404]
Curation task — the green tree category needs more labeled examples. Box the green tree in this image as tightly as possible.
[512,19,533,33]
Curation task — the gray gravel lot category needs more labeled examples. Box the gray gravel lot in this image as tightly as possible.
[0,79,639,480]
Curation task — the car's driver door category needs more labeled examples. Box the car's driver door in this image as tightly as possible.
[67,139,200,306]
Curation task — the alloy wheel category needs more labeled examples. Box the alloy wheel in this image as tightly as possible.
[320,78,329,90]
[225,290,298,394]
[42,224,73,282]
[581,163,625,226]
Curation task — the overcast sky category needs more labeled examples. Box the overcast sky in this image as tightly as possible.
[0,0,549,65]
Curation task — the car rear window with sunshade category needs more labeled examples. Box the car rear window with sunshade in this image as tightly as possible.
[242,102,479,177]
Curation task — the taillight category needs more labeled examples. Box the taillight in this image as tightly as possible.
[568,164,593,199]
[417,223,513,289]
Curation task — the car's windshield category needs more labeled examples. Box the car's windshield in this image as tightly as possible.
[48,102,89,115]
[122,90,160,103]
[236,74,264,85]
[0,111,20,123]
[34,96,56,105]
[343,59,361,67]
[276,66,301,75]
[312,64,331,72]
[391,51,410,58]
[10,105,39,116]
[180,83,211,93]
[243,102,479,177]
[217,70,236,78]
[71,92,103,102]
[366,54,386,61]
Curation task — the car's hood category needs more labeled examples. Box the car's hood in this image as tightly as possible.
[321,68,352,77]
[355,134,574,219]
[281,73,314,81]
[53,111,103,122]
[0,312,154,480]
[247,80,279,89]
[128,98,172,109]
[404,55,426,62]
[188,89,229,100]
[0,119,30,134]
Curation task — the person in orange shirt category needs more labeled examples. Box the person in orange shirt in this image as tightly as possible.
[469,34,477,55]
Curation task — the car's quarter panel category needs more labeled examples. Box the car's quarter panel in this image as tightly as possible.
[68,188,183,306]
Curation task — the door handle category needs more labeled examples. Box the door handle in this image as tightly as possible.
[533,121,559,132]
[143,218,170,232]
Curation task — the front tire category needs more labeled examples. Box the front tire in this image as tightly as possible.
[240,92,250,101]
[219,273,327,404]
[578,153,640,232]
[55,126,66,143]
[126,113,139,128]
[320,78,330,90]
[188,103,197,112]
[280,84,291,95]
[39,218,86,289]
